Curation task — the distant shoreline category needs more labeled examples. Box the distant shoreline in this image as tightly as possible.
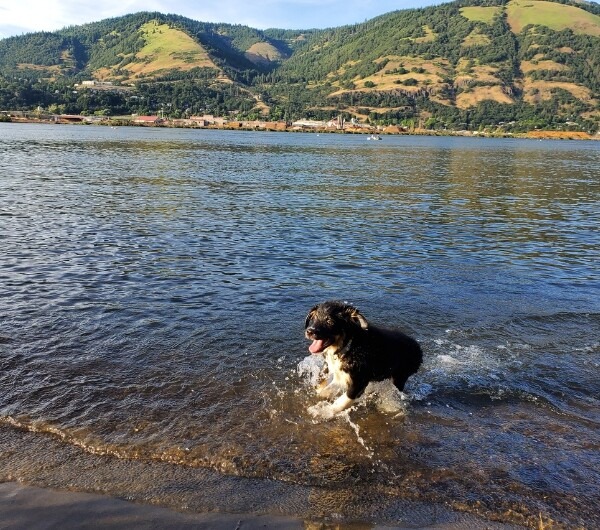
[2,116,598,141]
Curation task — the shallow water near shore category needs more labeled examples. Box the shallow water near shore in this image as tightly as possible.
[1,123,599,527]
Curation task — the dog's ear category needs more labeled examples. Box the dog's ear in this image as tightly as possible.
[305,305,319,329]
[345,306,369,330]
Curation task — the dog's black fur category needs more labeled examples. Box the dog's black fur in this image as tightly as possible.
[305,301,422,415]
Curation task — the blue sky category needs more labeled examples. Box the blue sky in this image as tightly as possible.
[0,0,445,39]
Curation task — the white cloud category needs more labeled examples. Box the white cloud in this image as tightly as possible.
[0,0,156,37]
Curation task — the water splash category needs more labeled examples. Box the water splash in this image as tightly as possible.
[297,354,325,387]
[341,411,374,458]
[364,381,407,415]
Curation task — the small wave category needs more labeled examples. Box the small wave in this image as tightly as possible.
[398,334,533,408]
[0,413,278,481]
[0,414,141,461]
[425,339,509,380]
[412,330,600,425]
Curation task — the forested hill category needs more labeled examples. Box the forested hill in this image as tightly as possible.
[1,0,599,133]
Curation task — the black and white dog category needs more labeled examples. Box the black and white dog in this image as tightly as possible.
[305,301,422,418]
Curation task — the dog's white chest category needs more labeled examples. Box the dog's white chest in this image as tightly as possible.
[324,349,351,390]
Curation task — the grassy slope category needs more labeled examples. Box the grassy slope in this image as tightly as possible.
[96,21,220,81]
[506,0,600,36]
[245,42,287,65]
[460,6,501,24]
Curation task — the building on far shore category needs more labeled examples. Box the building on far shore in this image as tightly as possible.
[189,115,228,127]
[78,80,113,87]
[292,119,326,130]
[56,114,85,123]
[132,115,164,125]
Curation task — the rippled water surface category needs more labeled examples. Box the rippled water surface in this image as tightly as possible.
[1,123,599,527]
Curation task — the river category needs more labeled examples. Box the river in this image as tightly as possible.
[1,123,598,528]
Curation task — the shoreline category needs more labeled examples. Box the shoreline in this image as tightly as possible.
[2,117,598,141]
[0,482,523,530]
[0,425,525,529]
[0,482,305,529]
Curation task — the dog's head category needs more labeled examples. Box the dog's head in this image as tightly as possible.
[304,301,369,354]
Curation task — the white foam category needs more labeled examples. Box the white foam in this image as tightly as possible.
[417,335,533,398]
[437,354,459,364]
[428,342,490,374]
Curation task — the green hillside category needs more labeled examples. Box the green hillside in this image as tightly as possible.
[506,0,600,35]
[0,0,598,133]
[0,12,290,82]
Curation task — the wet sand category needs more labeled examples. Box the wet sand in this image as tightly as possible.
[0,482,305,529]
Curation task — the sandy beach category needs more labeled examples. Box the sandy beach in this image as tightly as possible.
[0,482,307,530]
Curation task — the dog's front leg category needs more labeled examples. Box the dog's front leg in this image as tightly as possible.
[325,379,367,415]
[308,393,355,420]
[329,393,355,414]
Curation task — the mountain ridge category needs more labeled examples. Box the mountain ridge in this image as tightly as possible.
[1,0,599,133]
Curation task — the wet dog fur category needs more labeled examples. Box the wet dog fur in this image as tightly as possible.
[305,301,422,418]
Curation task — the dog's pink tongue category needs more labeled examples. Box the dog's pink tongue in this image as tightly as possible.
[309,339,324,354]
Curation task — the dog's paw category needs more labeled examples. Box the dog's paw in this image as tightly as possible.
[307,401,335,420]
